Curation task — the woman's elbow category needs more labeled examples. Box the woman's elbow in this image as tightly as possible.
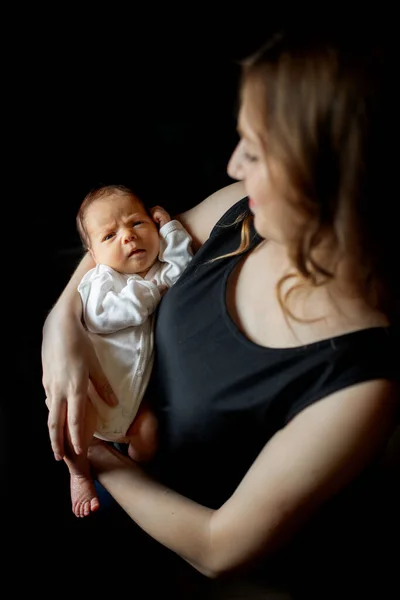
[201,557,253,581]
[197,540,251,580]
[202,519,276,579]
[185,534,243,579]
[190,559,239,580]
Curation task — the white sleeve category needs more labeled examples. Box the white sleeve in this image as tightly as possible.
[78,268,161,334]
[157,220,193,287]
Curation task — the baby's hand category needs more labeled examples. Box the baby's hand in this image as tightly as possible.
[152,279,168,297]
[151,205,171,229]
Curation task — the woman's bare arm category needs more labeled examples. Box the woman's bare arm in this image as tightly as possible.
[42,252,117,458]
[89,379,397,577]
[48,252,96,320]
[176,181,246,251]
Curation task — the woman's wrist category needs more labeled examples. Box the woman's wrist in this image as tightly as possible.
[88,441,137,482]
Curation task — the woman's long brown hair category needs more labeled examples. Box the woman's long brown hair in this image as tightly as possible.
[216,29,398,325]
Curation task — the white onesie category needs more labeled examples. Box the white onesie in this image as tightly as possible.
[77,220,192,442]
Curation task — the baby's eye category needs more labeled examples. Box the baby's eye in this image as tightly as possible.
[103,233,115,241]
[132,221,143,227]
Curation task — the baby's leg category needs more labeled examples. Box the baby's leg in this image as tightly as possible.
[63,401,100,518]
[126,401,158,462]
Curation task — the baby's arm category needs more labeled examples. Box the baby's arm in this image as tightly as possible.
[157,221,193,287]
[78,266,161,334]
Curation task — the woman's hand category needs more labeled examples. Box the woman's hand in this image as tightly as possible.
[42,308,118,460]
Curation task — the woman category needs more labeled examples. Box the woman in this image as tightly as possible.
[42,29,398,594]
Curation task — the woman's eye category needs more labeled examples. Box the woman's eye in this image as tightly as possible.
[243,152,258,163]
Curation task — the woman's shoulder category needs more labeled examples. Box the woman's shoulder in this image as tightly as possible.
[209,196,251,236]
[175,181,247,251]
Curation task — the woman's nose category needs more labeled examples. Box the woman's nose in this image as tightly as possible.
[227,140,245,181]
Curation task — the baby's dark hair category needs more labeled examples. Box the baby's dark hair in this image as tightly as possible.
[76,184,148,250]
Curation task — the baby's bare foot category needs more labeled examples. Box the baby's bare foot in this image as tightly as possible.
[70,474,100,518]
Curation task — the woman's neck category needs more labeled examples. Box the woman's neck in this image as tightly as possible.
[268,239,389,331]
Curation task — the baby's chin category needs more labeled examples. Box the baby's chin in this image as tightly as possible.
[123,255,159,277]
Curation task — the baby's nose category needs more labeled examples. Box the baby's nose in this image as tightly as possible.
[123,229,136,242]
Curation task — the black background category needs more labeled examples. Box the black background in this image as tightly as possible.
[6,12,398,593]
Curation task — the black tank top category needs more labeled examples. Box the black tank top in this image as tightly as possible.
[147,197,399,509]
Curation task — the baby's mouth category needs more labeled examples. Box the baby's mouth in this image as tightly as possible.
[128,249,145,257]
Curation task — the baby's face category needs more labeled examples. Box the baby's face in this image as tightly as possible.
[85,192,160,276]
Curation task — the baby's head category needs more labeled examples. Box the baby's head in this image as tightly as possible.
[77,184,160,276]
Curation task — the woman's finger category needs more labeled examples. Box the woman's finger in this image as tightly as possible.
[88,347,118,407]
[66,391,87,455]
[47,397,67,460]
[92,379,118,407]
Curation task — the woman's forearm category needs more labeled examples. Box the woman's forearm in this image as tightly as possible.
[44,252,95,323]
[93,445,215,576]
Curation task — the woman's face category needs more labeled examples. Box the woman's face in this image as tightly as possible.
[227,97,302,243]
